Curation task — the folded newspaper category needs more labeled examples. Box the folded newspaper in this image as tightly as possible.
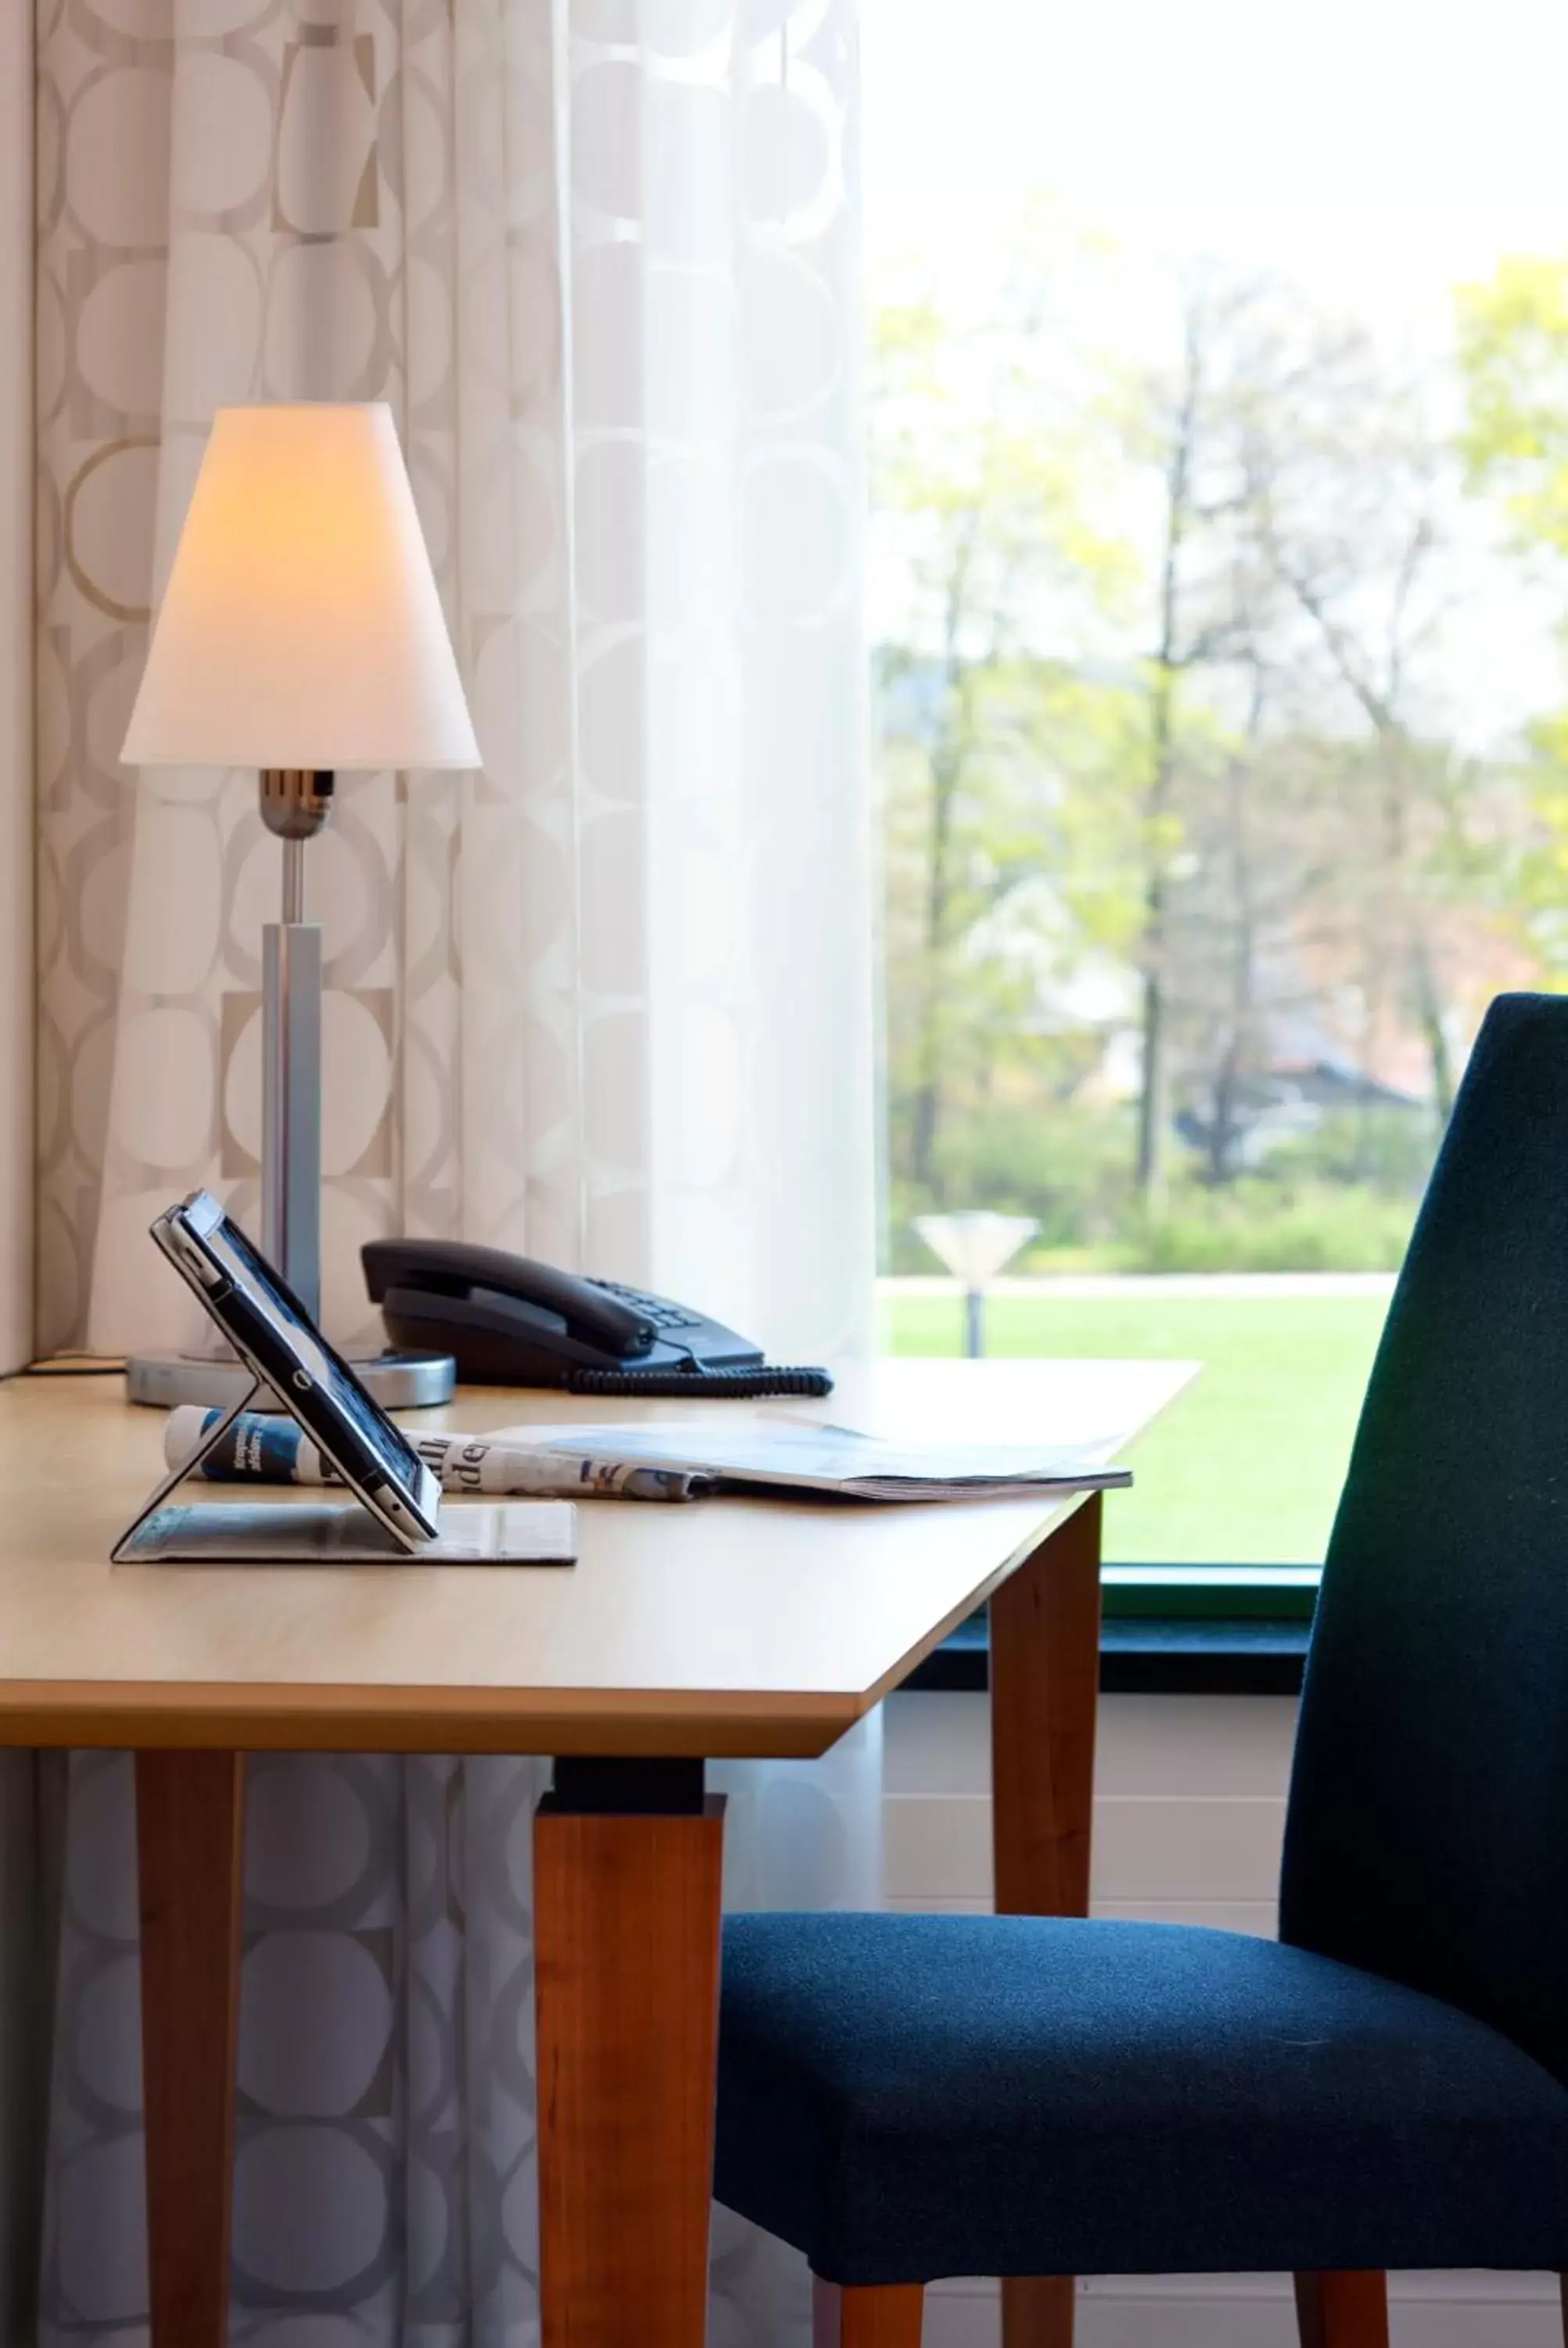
[166,1406,706,1502]
[166,1407,1130,1507]
[503,1419,1131,1503]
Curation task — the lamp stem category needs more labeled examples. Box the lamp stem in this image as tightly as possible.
[259,772,326,1322]
[281,837,306,925]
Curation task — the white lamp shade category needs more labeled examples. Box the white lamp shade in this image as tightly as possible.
[120,404,480,772]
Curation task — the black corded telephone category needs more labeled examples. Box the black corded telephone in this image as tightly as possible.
[362,1240,833,1398]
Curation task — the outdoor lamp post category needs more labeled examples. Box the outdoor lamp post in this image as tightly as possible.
[914,1212,1039,1358]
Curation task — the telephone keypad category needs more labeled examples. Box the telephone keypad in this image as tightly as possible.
[593,1280,703,1332]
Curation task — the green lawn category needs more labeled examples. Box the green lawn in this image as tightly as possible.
[883,1287,1392,1564]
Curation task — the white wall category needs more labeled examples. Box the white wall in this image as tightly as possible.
[0,0,32,1371]
[884,1692,1563,2348]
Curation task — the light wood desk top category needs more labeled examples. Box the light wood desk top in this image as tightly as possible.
[0,1359,1192,1756]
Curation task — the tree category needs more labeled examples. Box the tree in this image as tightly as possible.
[1458,257,1568,557]
[1458,257,1568,980]
[872,221,1131,1197]
[1133,290,1513,1146]
[1109,278,1273,1205]
[1239,314,1476,1118]
[874,220,1534,1256]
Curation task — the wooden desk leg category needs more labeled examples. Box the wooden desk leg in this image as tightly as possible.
[135,1749,246,2348]
[990,1489,1103,2348]
[535,1761,725,2348]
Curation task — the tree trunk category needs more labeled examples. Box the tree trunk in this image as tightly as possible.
[1410,931,1455,1124]
[1378,732,1455,1130]
[910,725,959,1194]
[1136,633,1179,1210]
[1135,952,1170,1205]
[1135,316,1203,1211]
[908,569,973,1197]
[1207,1036,1240,1183]
[1207,675,1265,1187]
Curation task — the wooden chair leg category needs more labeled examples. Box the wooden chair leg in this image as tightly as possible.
[991,1490,1102,2348]
[1294,2271,1390,2348]
[812,2278,925,2346]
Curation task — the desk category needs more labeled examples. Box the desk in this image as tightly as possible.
[0,1358,1190,2348]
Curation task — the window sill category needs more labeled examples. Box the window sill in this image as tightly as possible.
[905,1613,1311,1697]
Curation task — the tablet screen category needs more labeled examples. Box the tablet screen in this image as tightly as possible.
[191,1202,428,1499]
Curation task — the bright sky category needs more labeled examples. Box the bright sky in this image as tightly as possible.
[864,0,1568,322]
[861,0,1568,741]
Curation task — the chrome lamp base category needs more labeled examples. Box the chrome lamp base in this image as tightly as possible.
[124,1348,456,1412]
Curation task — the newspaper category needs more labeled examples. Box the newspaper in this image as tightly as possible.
[166,1406,1131,1509]
[166,1406,707,1502]
[503,1419,1132,1503]
[116,1496,577,1565]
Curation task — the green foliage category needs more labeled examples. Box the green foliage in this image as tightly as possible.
[1458,257,1568,555]
[879,217,1552,1270]
[1264,1107,1438,1195]
[1124,1183,1416,1274]
[1455,257,1568,976]
[891,1102,1424,1274]
[890,1101,1137,1268]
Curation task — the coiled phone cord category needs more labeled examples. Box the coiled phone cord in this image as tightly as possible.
[563,1363,834,1399]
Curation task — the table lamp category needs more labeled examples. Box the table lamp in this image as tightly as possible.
[120,404,479,1409]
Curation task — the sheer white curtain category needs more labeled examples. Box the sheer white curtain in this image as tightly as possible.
[35,1,876,2338]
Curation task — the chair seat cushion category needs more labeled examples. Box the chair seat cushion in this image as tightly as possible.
[714,1914,1568,2285]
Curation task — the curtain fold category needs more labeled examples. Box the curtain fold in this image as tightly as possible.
[35,0,875,2336]
[40,0,872,1358]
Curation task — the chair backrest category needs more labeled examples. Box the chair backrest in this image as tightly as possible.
[1280,992,1568,2083]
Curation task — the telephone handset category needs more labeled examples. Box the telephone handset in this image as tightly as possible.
[361,1240,833,1398]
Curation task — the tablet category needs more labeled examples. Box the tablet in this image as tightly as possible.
[152,1190,442,1550]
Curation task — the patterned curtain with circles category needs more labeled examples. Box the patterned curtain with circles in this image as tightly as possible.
[34,1,877,2340]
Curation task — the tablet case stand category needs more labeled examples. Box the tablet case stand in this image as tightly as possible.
[113,1373,435,1562]
[111,1374,578,1567]
[113,1372,288,1561]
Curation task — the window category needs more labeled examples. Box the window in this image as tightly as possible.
[865,0,1568,1579]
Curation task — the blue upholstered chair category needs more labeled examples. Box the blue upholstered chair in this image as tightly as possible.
[714,990,1568,2348]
